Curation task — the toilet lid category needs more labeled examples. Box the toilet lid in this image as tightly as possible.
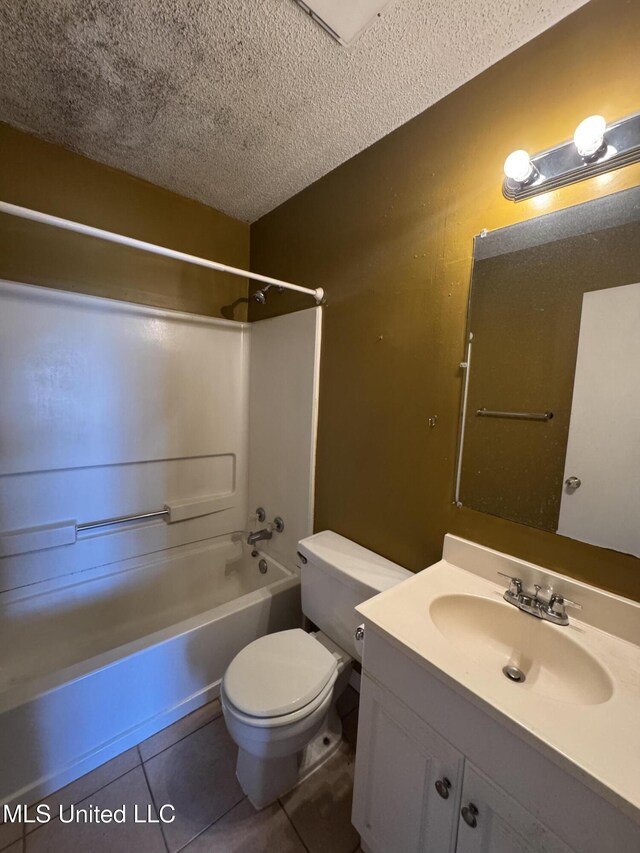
[222,629,338,718]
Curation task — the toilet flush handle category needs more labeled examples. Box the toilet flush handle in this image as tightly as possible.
[354,625,365,641]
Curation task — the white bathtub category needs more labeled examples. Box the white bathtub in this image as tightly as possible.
[0,537,301,806]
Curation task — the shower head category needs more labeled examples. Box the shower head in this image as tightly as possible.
[252,284,284,304]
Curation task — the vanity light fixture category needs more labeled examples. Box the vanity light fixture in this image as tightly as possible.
[503,150,536,185]
[573,114,607,159]
[503,109,640,201]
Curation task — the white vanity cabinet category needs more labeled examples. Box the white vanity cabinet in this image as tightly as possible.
[353,674,464,853]
[352,537,640,853]
[354,673,576,853]
[455,765,574,853]
[353,625,640,853]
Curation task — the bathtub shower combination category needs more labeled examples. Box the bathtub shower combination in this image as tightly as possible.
[0,280,321,806]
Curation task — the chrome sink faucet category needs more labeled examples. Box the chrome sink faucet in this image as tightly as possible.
[498,572,581,626]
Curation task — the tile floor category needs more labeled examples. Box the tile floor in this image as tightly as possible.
[2,689,362,853]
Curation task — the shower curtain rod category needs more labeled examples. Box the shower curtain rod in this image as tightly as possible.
[0,201,325,304]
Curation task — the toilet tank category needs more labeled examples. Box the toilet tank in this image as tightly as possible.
[297,531,411,660]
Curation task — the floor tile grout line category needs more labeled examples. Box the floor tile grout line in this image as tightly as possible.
[172,794,247,853]
[139,755,170,853]
[20,706,221,847]
[22,764,146,845]
[23,755,143,838]
[21,711,222,840]
[140,706,223,765]
[0,829,25,853]
[278,798,313,853]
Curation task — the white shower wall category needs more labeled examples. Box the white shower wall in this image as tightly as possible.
[0,281,320,599]
[247,307,322,568]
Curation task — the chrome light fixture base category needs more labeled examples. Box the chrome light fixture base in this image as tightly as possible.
[503,111,640,201]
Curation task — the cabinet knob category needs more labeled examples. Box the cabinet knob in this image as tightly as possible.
[435,777,451,799]
[461,803,479,828]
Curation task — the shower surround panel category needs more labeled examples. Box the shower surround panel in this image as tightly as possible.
[0,280,249,594]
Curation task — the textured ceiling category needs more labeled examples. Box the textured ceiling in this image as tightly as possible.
[1,0,587,222]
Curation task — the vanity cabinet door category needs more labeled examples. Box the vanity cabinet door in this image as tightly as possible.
[456,764,577,853]
[353,674,464,853]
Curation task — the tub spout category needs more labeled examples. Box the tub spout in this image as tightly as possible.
[247,527,273,546]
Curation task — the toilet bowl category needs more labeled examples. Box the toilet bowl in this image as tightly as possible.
[221,627,351,808]
[221,531,412,808]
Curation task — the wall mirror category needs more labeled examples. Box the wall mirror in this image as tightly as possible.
[455,186,640,558]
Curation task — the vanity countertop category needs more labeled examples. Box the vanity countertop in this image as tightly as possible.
[356,535,640,823]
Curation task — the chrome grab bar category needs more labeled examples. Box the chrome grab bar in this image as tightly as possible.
[77,509,169,532]
[476,408,553,421]
[1,495,235,558]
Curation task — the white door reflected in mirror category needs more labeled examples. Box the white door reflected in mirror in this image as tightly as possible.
[558,281,640,557]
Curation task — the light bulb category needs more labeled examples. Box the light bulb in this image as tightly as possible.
[503,149,534,184]
[574,115,606,158]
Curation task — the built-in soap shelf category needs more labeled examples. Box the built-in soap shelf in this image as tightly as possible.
[0,494,235,558]
[165,494,234,523]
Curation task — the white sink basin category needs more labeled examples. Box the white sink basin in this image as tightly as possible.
[429,593,613,706]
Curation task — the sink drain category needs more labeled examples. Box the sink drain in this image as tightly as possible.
[502,664,526,683]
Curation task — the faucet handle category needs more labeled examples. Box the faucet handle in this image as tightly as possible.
[550,594,582,611]
[547,594,582,622]
[497,572,522,596]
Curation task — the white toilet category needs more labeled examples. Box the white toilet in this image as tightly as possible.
[220,530,411,809]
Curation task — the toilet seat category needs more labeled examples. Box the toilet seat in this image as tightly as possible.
[221,670,337,729]
[222,628,338,722]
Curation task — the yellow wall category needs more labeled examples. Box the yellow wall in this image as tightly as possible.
[0,123,250,319]
[250,0,640,600]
